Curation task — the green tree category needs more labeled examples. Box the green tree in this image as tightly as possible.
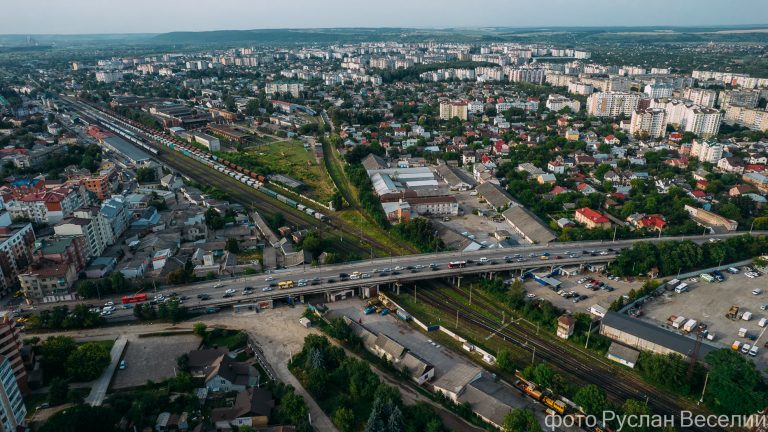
[136,167,156,183]
[620,400,652,432]
[193,322,208,336]
[66,342,111,381]
[573,384,607,415]
[225,238,240,254]
[40,336,77,378]
[496,348,515,372]
[39,405,118,432]
[333,407,356,432]
[704,349,768,415]
[48,377,69,405]
[503,408,542,432]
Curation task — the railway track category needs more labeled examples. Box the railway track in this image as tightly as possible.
[410,282,716,432]
[67,98,399,258]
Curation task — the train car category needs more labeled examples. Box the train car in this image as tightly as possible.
[257,175,267,183]
[297,204,307,211]
[284,198,298,208]
[541,396,566,415]
[304,208,315,216]
[314,212,326,221]
[262,188,278,198]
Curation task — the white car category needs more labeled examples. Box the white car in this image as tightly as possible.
[262,287,273,292]
[225,289,237,295]
[753,288,763,295]
[213,283,224,289]
[526,293,536,298]
[104,301,114,307]
[264,276,275,282]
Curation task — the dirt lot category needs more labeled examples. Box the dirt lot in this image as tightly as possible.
[523,270,645,314]
[640,269,768,372]
[112,333,200,389]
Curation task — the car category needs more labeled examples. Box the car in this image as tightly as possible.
[225,288,236,294]
[223,293,234,298]
[36,403,50,410]
[753,288,763,295]
[327,278,336,283]
[379,271,390,276]
[741,343,752,354]
[297,281,307,287]
[429,263,437,268]
[262,287,273,292]
[104,301,114,307]
[761,304,768,311]
[577,278,588,284]
[526,293,536,298]
[199,294,211,301]
[214,283,224,288]
[119,360,126,370]
[122,304,133,309]
[362,273,371,279]
[392,271,401,275]
[242,289,254,295]
[179,295,189,301]
[479,257,488,263]
[394,266,403,271]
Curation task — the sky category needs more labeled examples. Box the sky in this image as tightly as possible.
[5,0,768,35]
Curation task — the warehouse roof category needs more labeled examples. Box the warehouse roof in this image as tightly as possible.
[476,182,516,209]
[502,205,557,244]
[601,312,718,360]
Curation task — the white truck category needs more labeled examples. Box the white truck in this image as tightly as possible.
[672,316,686,329]
[683,319,698,333]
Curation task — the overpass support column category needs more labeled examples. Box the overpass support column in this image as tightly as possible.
[395,282,401,295]
[456,276,463,288]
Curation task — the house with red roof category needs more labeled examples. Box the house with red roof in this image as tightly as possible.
[637,214,667,232]
[575,207,611,229]
[604,135,620,145]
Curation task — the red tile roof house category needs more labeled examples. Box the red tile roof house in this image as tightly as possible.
[637,214,667,231]
[575,207,611,229]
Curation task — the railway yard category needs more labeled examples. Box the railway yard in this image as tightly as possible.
[389,280,718,432]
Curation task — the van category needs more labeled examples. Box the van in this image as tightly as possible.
[728,267,739,274]
[741,343,752,354]
[749,345,759,357]
[674,283,689,294]
[479,257,489,263]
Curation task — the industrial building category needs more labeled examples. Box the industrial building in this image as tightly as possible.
[600,312,717,361]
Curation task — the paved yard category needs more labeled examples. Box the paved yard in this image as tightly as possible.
[523,270,643,314]
[641,269,768,372]
[112,333,200,389]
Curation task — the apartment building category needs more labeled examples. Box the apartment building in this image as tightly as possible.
[545,94,581,112]
[683,88,718,108]
[55,216,110,259]
[587,92,642,117]
[0,354,25,432]
[723,106,768,132]
[0,224,35,296]
[18,263,78,299]
[690,139,724,163]
[630,108,667,138]
[439,101,468,120]
[264,81,304,97]
[0,312,26,395]
[643,82,673,99]
[567,81,594,96]
[684,108,722,138]
[509,68,545,84]
[719,89,760,109]
[5,185,87,224]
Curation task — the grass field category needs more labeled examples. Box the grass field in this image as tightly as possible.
[338,210,411,256]
[247,140,336,203]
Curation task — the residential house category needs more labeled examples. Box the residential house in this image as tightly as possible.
[575,207,611,229]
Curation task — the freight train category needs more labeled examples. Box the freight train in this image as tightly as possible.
[86,104,328,222]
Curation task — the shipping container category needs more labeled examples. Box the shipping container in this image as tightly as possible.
[396,309,412,321]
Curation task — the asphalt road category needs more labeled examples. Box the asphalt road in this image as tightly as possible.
[25,232,759,319]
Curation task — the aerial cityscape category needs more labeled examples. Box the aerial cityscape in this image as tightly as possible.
[1,2,768,432]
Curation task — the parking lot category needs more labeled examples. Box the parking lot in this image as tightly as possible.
[112,333,200,389]
[640,266,768,371]
[522,270,643,314]
[437,190,523,248]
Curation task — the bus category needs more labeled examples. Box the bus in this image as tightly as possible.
[448,261,467,269]
[121,293,148,304]
[278,281,294,289]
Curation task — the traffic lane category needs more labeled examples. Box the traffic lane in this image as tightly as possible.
[96,255,615,319]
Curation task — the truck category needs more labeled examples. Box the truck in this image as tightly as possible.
[738,327,748,337]
[666,279,681,290]
[742,311,753,321]
[726,305,740,320]
[683,319,698,333]
[363,306,377,315]
[672,316,687,329]
[732,340,742,351]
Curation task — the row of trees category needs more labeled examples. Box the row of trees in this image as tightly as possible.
[133,299,188,323]
[39,336,111,382]
[76,272,131,299]
[611,235,768,277]
[391,218,445,253]
[30,304,102,330]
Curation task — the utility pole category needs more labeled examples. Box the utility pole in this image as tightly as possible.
[585,319,594,349]
[531,345,536,364]
[469,285,472,306]
[612,225,617,243]
[698,372,710,405]
[456,309,459,329]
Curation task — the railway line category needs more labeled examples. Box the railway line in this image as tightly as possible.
[64,98,396,258]
[410,281,716,432]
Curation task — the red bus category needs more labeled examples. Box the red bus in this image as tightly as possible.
[448,261,467,269]
[121,293,148,304]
